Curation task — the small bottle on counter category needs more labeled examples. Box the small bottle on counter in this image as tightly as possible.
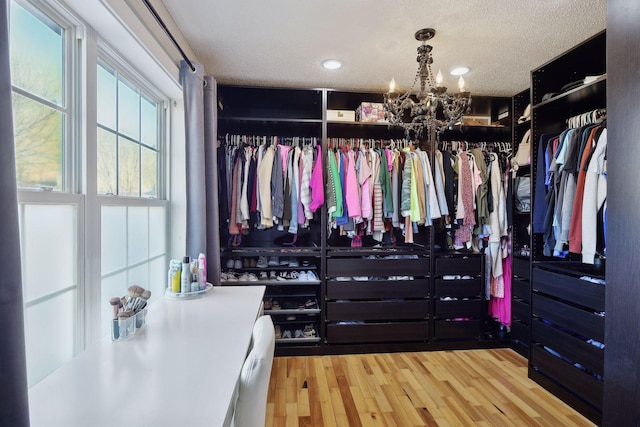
[168,259,182,293]
[181,256,191,293]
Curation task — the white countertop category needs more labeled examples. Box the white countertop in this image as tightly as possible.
[28,285,266,427]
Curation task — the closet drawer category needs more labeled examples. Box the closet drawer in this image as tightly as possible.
[512,299,530,324]
[433,319,481,340]
[326,300,429,321]
[532,294,605,342]
[435,256,482,276]
[513,257,530,281]
[434,299,482,318]
[512,278,530,302]
[326,321,429,344]
[532,320,604,376]
[327,257,429,278]
[511,319,529,344]
[434,278,482,297]
[326,279,429,300]
[531,345,603,410]
[532,268,605,311]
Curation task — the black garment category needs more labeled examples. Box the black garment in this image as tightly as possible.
[218,145,228,224]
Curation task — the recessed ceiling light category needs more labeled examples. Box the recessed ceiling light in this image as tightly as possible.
[322,59,342,70]
[450,66,470,76]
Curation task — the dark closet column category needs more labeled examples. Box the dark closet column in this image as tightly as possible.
[604,1,640,425]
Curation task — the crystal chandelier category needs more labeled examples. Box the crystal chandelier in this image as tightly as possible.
[383,28,472,138]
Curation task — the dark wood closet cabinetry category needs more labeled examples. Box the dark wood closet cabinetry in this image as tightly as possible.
[510,89,532,359]
[526,30,606,425]
[216,84,512,355]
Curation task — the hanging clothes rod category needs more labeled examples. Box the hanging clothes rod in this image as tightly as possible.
[141,0,196,72]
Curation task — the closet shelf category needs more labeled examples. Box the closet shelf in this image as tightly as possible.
[221,247,321,256]
[265,308,320,315]
[533,76,606,111]
[533,260,605,280]
[326,247,428,257]
[275,337,320,344]
[219,116,323,124]
[221,279,320,286]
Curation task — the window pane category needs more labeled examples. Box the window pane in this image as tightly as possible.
[101,206,127,275]
[22,204,76,302]
[13,92,63,189]
[149,206,166,257]
[97,128,117,194]
[10,1,64,106]
[25,290,76,386]
[97,63,116,129]
[118,77,139,140]
[141,146,157,198]
[149,256,166,303]
[141,95,157,148]
[128,207,149,266]
[118,137,140,196]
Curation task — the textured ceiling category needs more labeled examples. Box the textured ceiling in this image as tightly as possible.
[160,0,606,97]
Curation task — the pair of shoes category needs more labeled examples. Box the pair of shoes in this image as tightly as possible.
[288,258,300,267]
[274,325,282,339]
[271,301,281,310]
[268,256,279,266]
[221,272,238,282]
[279,257,290,266]
[281,329,292,339]
[301,259,310,267]
[256,256,268,268]
[243,258,258,268]
[259,271,268,280]
[263,298,272,309]
[299,270,318,281]
[225,258,234,269]
[304,299,317,309]
[239,272,258,281]
[294,329,304,338]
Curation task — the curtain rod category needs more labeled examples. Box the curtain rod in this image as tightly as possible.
[141,0,196,72]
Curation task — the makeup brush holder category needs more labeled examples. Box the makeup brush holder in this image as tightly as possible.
[111,307,147,341]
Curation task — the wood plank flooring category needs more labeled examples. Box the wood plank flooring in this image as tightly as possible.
[266,349,595,426]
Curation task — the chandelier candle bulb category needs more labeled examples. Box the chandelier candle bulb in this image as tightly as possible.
[389,78,396,93]
[458,76,465,92]
[436,69,443,86]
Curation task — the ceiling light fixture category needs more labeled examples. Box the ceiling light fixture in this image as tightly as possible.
[322,59,342,70]
[450,66,470,76]
[383,28,472,139]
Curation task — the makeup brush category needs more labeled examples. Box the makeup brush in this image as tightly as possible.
[109,297,122,319]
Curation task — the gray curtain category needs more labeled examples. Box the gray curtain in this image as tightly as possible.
[0,0,30,425]
[180,61,220,282]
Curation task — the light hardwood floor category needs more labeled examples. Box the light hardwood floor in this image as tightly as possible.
[266,348,595,427]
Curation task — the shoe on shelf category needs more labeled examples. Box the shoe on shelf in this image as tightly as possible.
[286,314,296,321]
[250,258,257,268]
[297,271,309,281]
[304,299,317,309]
[303,325,316,338]
[243,258,250,268]
[279,257,290,266]
[269,271,277,280]
[259,271,268,280]
[294,329,304,338]
[271,301,281,310]
[263,298,272,309]
[274,325,282,339]
[289,271,300,280]
[268,256,279,266]
[288,258,300,267]
[306,270,319,281]
[281,329,291,339]
[240,272,258,281]
[234,258,242,269]
[223,272,238,282]
[301,259,310,267]
[276,272,289,281]
[226,258,235,269]
[256,256,268,268]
